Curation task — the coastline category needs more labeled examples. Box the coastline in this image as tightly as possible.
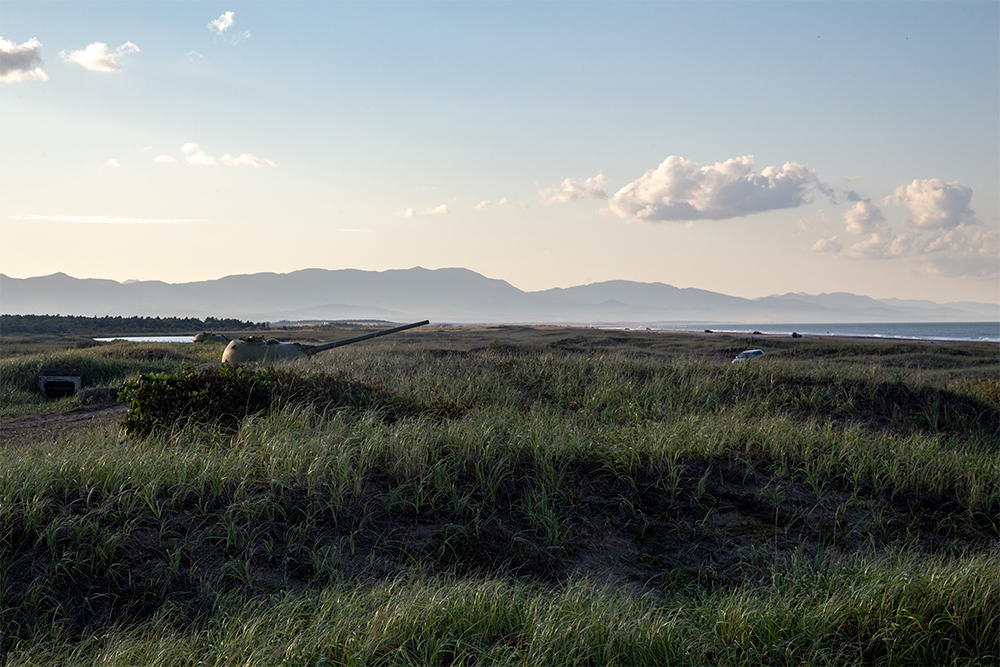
[622,321,1000,344]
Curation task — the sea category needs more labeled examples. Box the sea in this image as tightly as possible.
[643,322,1000,343]
[94,335,196,343]
[96,323,1000,344]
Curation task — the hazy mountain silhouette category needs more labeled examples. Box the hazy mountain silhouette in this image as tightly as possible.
[1,268,996,324]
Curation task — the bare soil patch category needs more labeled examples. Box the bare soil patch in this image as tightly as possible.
[1,401,129,437]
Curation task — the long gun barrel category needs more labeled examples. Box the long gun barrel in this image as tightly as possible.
[302,320,429,355]
[222,320,430,364]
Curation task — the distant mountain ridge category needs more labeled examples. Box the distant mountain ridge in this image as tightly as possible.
[1,268,996,324]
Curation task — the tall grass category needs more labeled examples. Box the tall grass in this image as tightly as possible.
[0,343,216,417]
[8,551,999,666]
[1,338,998,664]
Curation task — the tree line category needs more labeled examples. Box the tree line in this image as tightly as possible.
[1,315,267,336]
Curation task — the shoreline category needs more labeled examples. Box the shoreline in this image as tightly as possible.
[592,322,1000,344]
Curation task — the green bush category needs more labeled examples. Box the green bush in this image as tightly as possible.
[118,364,416,435]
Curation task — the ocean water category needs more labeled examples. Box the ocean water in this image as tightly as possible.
[94,335,195,343]
[655,322,1000,343]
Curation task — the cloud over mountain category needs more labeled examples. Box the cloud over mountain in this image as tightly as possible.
[813,179,997,278]
[0,37,48,83]
[605,155,828,222]
[884,179,975,231]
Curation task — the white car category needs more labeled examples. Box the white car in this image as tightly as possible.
[732,349,764,363]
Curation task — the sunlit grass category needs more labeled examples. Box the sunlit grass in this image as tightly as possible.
[1,332,997,664]
[8,552,999,666]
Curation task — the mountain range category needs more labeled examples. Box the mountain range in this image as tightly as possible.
[1,268,996,325]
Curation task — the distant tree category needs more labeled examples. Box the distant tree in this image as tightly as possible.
[0,314,266,336]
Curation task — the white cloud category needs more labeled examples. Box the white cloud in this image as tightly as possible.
[883,178,975,231]
[842,200,887,235]
[425,204,451,216]
[209,12,235,34]
[60,41,139,72]
[186,51,204,61]
[0,37,48,83]
[182,143,218,166]
[541,173,608,204]
[813,178,997,277]
[180,143,274,167]
[208,12,250,44]
[104,159,120,167]
[605,155,828,222]
[219,153,276,167]
[811,237,843,254]
[153,155,177,163]
[498,197,529,210]
[905,224,999,277]
[10,215,209,224]
[400,208,416,218]
[475,200,492,210]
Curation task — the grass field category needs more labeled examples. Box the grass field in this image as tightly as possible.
[1,326,998,665]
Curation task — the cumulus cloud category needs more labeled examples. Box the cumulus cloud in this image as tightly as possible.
[0,37,48,83]
[60,41,139,72]
[811,237,843,254]
[425,204,451,216]
[104,159,120,167]
[209,11,235,34]
[884,178,975,231]
[604,155,830,222]
[842,200,887,235]
[910,225,1000,278]
[541,173,608,204]
[208,12,250,44]
[400,208,416,218]
[219,153,276,167]
[475,200,492,210]
[153,155,177,163]
[813,178,997,277]
[182,143,218,166]
[180,143,274,167]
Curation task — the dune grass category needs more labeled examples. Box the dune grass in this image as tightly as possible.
[1,330,997,664]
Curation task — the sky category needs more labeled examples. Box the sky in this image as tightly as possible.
[1,1,998,304]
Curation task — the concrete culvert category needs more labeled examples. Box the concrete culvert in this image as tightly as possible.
[39,370,82,400]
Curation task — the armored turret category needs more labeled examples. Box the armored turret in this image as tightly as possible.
[221,320,429,364]
[193,332,230,343]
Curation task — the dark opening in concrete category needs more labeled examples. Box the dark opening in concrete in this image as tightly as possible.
[39,370,83,400]
[43,380,80,399]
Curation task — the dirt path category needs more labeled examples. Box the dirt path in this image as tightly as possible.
[1,402,130,434]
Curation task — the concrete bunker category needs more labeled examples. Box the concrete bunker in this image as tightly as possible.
[39,369,83,400]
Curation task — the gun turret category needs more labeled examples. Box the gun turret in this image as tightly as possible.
[193,332,230,343]
[221,320,429,364]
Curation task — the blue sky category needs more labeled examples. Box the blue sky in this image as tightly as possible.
[2,1,997,304]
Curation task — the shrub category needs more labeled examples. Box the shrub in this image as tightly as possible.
[118,364,416,435]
